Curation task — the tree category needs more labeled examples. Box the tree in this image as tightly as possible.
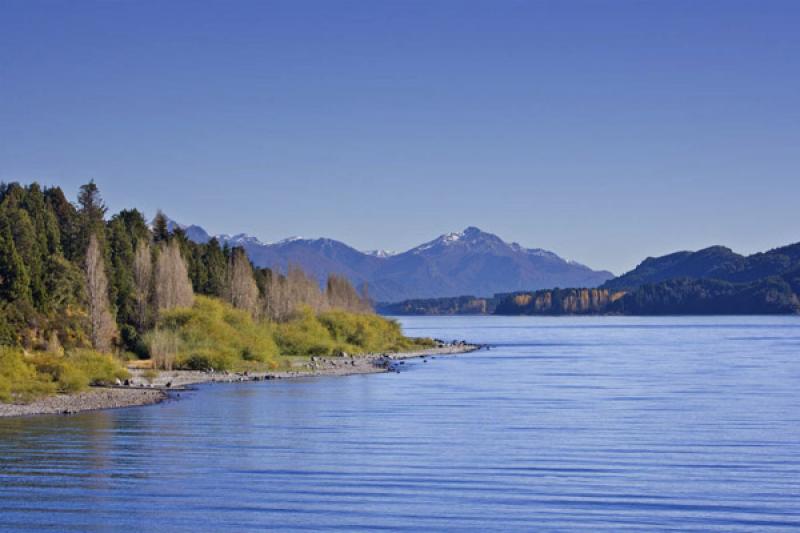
[154,240,194,311]
[44,185,80,262]
[287,264,325,313]
[152,210,170,243]
[0,228,32,304]
[262,268,289,321]
[85,234,116,351]
[326,274,371,313]
[132,239,153,331]
[77,180,107,257]
[224,247,259,317]
[202,238,227,296]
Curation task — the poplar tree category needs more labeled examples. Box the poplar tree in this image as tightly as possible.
[85,234,116,351]
[132,239,153,331]
[224,247,259,317]
[154,240,194,311]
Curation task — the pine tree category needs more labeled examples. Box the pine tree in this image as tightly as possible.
[152,211,170,243]
[108,216,136,327]
[0,229,32,303]
[44,186,80,262]
[77,180,108,257]
[202,238,227,296]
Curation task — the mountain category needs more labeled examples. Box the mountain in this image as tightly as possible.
[166,220,613,302]
[370,227,613,301]
[379,240,800,315]
[164,219,212,244]
[603,242,800,290]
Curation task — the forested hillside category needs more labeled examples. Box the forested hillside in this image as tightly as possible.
[0,182,427,402]
[603,243,800,290]
[379,242,800,316]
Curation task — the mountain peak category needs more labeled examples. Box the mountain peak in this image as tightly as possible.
[364,249,397,258]
[172,220,613,301]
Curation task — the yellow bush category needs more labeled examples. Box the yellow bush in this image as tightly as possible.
[153,296,280,371]
[0,347,57,402]
[30,350,129,393]
[67,350,129,385]
[275,307,337,356]
[276,307,436,356]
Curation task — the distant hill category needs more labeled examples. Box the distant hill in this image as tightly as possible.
[379,240,800,315]
[603,243,800,289]
[167,220,614,302]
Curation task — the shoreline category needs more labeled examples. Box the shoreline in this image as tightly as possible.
[0,344,480,419]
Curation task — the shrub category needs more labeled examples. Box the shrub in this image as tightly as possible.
[153,296,280,371]
[318,310,435,353]
[29,350,129,393]
[275,307,435,357]
[142,368,159,383]
[274,307,336,356]
[67,350,129,385]
[29,352,86,393]
[144,328,181,370]
[0,347,57,402]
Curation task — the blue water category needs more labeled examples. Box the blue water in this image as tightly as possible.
[1,316,800,532]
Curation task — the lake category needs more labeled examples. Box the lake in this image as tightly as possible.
[2,316,800,531]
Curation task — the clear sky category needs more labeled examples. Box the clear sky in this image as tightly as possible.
[1,1,798,275]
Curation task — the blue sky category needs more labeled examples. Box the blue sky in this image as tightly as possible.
[1,0,798,274]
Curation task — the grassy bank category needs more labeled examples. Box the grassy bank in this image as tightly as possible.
[146,296,434,372]
[0,347,129,403]
[0,295,434,404]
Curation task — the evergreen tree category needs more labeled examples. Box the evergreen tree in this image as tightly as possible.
[2,208,44,308]
[0,229,32,304]
[44,186,80,262]
[152,211,170,243]
[201,238,227,296]
[77,180,108,256]
[108,215,136,328]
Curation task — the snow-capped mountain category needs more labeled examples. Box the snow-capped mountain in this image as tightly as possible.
[165,218,613,302]
[364,249,397,258]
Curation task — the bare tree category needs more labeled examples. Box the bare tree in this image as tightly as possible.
[85,234,116,351]
[262,265,368,321]
[263,269,290,322]
[154,240,194,311]
[132,239,152,330]
[225,248,259,317]
[287,264,326,313]
[326,274,371,313]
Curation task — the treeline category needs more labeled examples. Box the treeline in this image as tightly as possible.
[379,275,800,316]
[0,181,371,354]
[376,295,497,315]
[609,277,800,315]
[494,288,626,315]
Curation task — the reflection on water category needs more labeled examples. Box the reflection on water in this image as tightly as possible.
[2,316,800,532]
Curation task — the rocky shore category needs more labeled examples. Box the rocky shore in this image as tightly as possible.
[0,343,479,418]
